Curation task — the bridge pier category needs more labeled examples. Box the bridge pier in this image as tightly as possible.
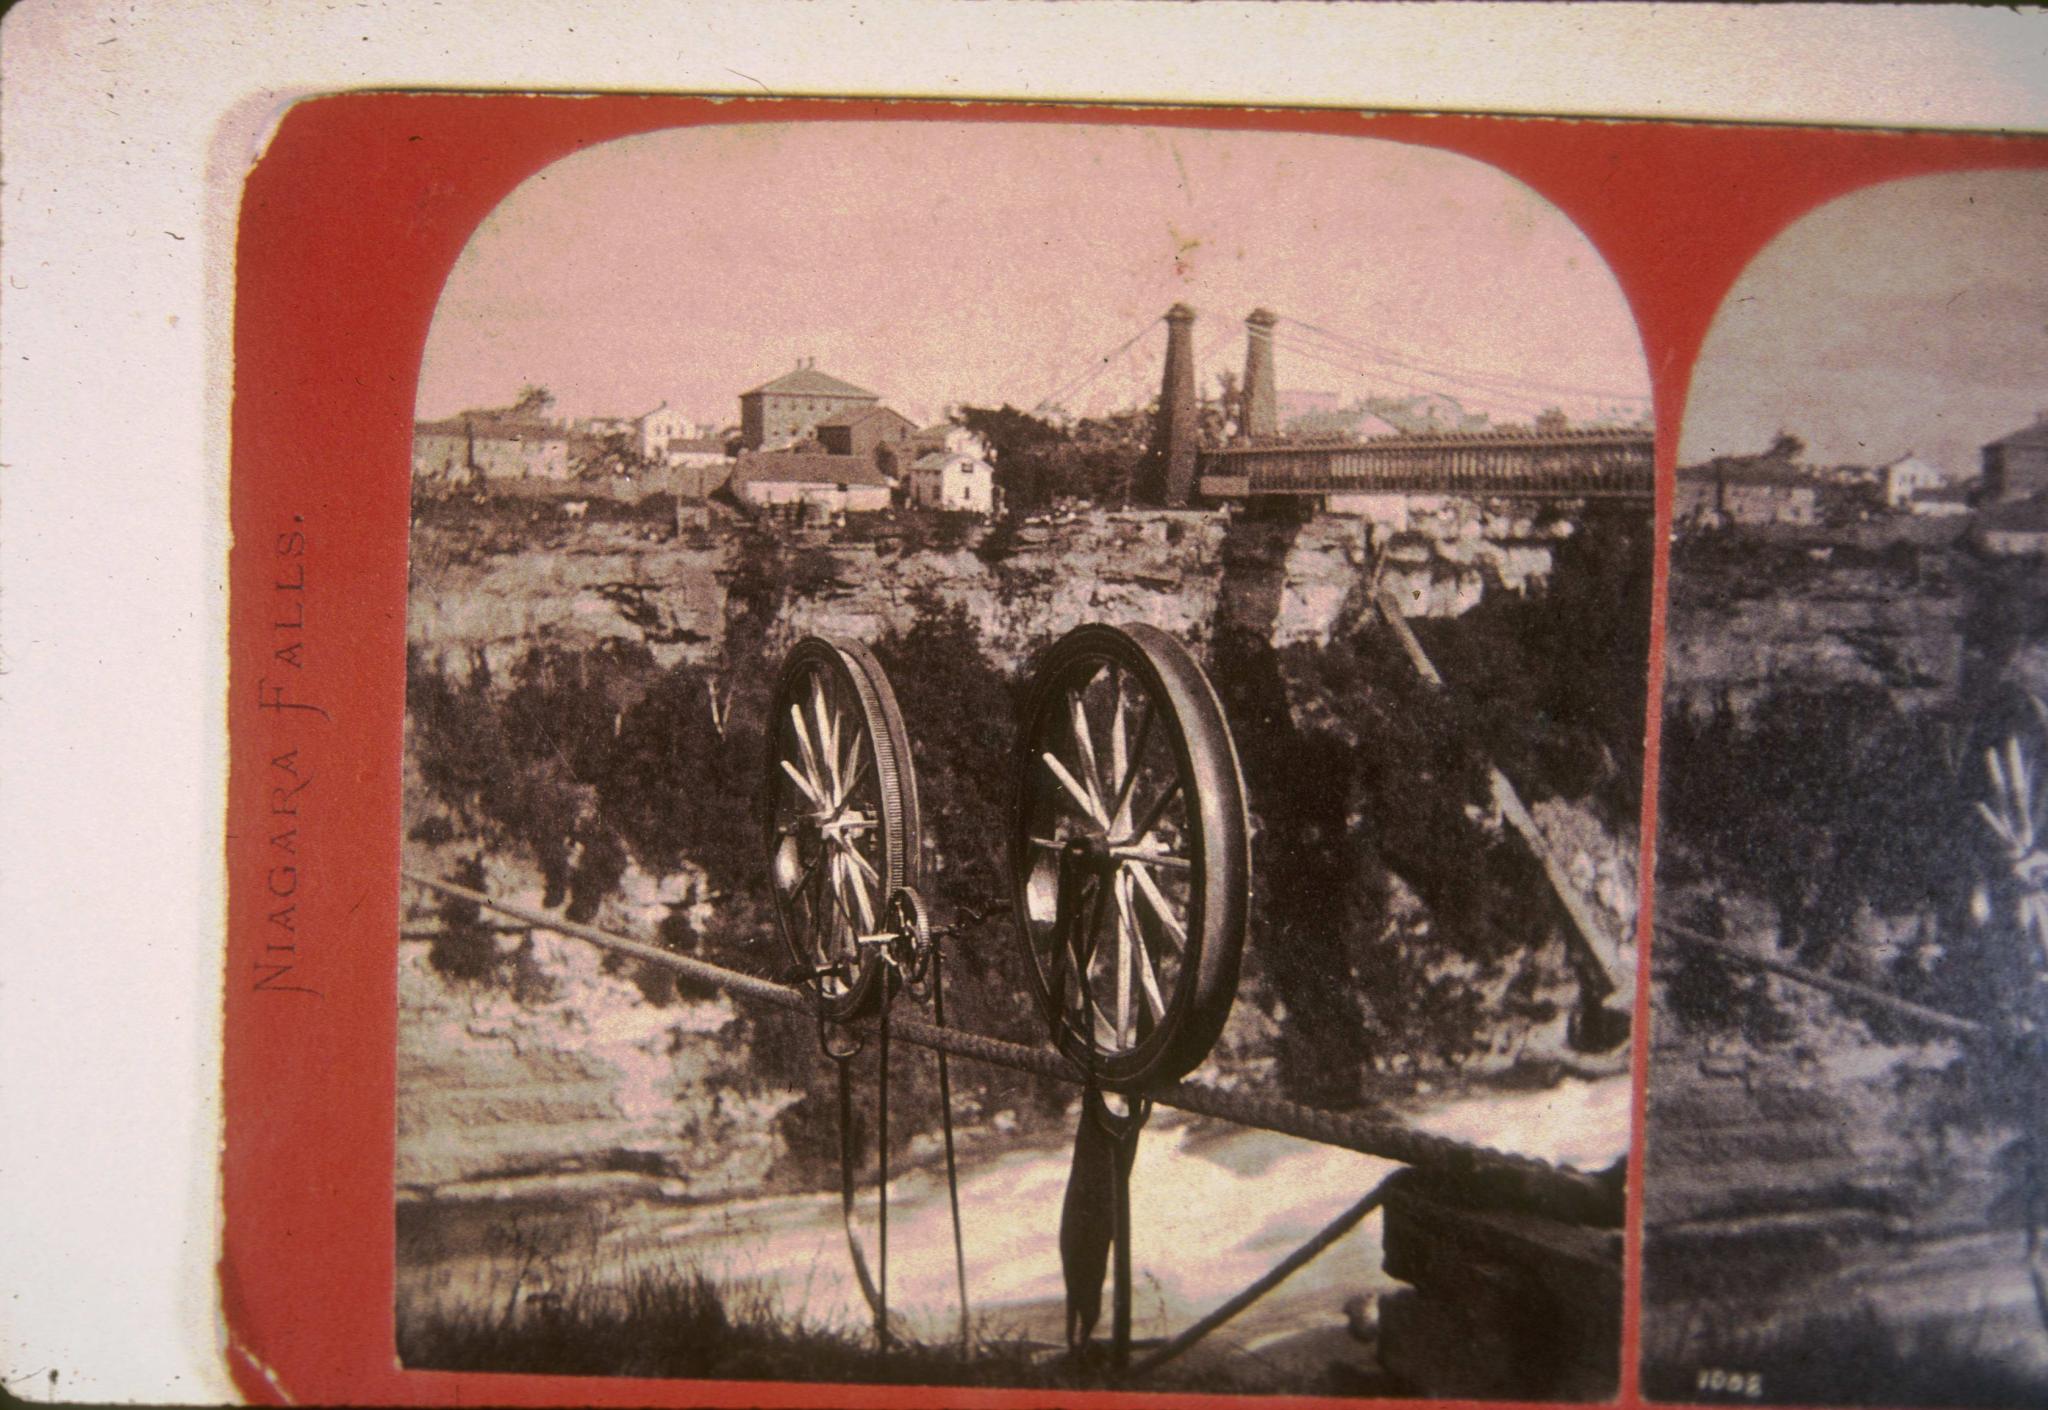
[1375,1169,1623,1401]
[1139,303,1200,506]
[1239,308,1279,441]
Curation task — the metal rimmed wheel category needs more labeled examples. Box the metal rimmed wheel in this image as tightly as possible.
[1010,623,1251,1091]
[766,637,921,1023]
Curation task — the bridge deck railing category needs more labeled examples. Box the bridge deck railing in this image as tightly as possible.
[1198,428,1654,498]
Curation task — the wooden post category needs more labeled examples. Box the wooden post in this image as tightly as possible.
[1372,586,1635,1010]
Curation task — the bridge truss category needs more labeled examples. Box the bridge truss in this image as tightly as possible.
[1197,427,1655,501]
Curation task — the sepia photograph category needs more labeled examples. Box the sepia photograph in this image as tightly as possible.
[1643,168,2048,1406]
[391,118,1655,1398]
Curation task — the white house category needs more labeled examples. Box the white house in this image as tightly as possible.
[908,450,997,515]
[1881,453,1946,510]
[640,402,697,461]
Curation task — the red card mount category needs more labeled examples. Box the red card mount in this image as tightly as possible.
[224,93,2048,1406]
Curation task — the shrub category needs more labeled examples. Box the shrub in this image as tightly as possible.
[408,815,457,846]
[788,546,844,600]
[428,856,498,982]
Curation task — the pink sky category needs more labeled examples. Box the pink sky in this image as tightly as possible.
[417,121,1652,430]
[1679,169,2048,478]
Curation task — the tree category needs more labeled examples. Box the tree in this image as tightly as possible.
[1208,368,1242,442]
[573,429,655,480]
[512,384,556,418]
[1752,431,1805,467]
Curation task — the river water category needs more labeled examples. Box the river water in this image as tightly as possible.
[589,1073,1631,1352]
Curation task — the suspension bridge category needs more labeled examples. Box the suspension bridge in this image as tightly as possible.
[1030,304,1653,506]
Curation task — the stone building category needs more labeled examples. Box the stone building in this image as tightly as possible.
[738,361,880,450]
[729,451,892,519]
[412,421,475,483]
[665,435,733,470]
[1974,493,2048,555]
[1909,481,1976,517]
[1674,462,1818,528]
[1982,413,2048,503]
[815,404,917,463]
[412,414,571,483]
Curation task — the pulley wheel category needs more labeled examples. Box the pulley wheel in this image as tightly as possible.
[1010,623,1250,1090]
[765,637,921,1022]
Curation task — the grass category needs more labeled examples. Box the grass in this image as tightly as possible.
[398,1258,1312,1394]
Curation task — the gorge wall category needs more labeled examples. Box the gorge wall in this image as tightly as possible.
[406,501,1586,678]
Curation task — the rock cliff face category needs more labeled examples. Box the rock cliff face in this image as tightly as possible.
[396,859,793,1203]
[406,502,1583,677]
[1664,566,1965,720]
[398,497,1638,1213]
[776,512,1227,671]
[1642,1004,2045,1390]
[408,535,728,677]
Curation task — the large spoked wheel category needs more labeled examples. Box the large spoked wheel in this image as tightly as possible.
[766,638,922,1023]
[1010,623,1251,1091]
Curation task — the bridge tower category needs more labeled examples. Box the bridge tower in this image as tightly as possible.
[1239,307,1279,441]
[1140,303,1200,506]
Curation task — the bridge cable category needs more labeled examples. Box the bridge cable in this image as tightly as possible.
[1032,315,1164,415]
[1270,333,1558,419]
[1278,314,1651,407]
[1280,312,1651,405]
[1273,333,1569,418]
[1271,327,1561,415]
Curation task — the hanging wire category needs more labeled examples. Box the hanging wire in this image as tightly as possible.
[1032,315,1166,416]
[1278,313,1650,409]
[1269,332,1559,421]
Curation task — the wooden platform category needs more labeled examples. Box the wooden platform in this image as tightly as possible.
[1376,1169,1623,1401]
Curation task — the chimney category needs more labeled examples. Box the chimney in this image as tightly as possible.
[1141,303,1200,505]
[1239,308,1279,441]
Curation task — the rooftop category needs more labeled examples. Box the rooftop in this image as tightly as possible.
[1915,482,1976,505]
[741,364,879,401]
[1987,415,2048,451]
[731,451,891,490]
[914,450,987,471]
[666,436,729,455]
[415,414,566,442]
[815,404,914,432]
[1676,461,1814,490]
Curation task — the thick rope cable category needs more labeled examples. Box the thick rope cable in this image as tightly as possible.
[402,872,1621,1226]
